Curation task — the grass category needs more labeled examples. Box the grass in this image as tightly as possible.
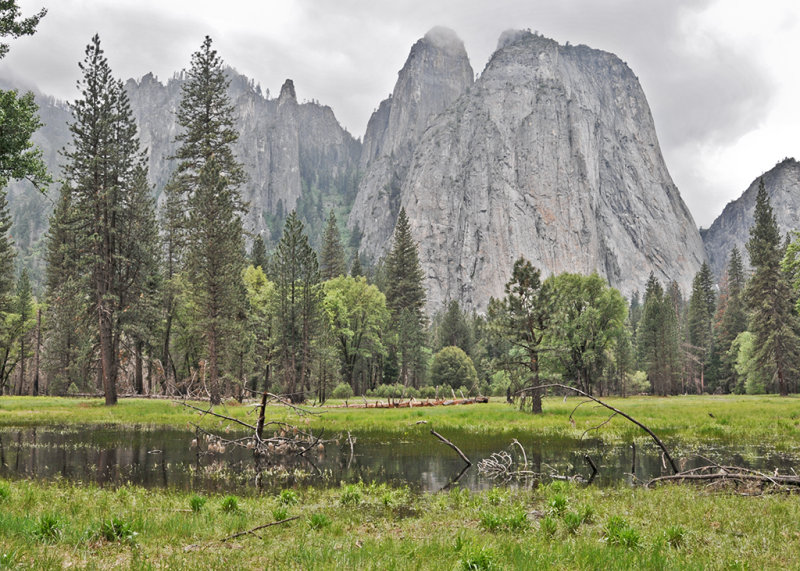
[1,394,799,448]
[1,477,799,569]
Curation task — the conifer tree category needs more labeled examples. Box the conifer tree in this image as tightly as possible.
[745,179,800,395]
[319,210,346,281]
[13,268,33,394]
[714,247,748,391]
[272,211,320,402]
[169,36,247,404]
[637,273,681,395]
[251,234,268,270]
[686,262,716,390]
[350,252,363,278]
[435,300,473,355]
[55,35,159,405]
[384,207,427,386]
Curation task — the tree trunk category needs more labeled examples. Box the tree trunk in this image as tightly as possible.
[208,327,220,405]
[98,302,117,405]
[32,308,40,396]
[134,338,144,395]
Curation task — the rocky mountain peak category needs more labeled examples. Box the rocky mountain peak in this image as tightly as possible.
[348,26,474,260]
[701,158,800,278]
[279,79,297,102]
[351,28,705,313]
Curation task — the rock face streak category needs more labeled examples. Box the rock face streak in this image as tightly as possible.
[701,158,800,278]
[350,29,705,312]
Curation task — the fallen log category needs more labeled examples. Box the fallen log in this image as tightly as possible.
[324,396,489,409]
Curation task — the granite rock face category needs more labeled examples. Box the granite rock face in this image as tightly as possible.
[351,30,705,312]
[348,27,474,257]
[701,158,800,278]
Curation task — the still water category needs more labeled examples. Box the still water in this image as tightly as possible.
[1,425,797,493]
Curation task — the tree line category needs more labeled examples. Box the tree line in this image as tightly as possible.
[1,16,798,406]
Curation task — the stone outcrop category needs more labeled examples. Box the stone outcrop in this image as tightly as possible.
[348,27,474,257]
[350,29,705,312]
[701,158,800,278]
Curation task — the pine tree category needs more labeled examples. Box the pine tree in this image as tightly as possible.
[251,234,268,270]
[637,273,681,395]
[487,258,552,413]
[319,210,346,281]
[435,300,473,355]
[686,262,716,391]
[350,252,363,278]
[384,207,427,387]
[57,35,159,405]
[169,36,247,404]
[745,179,800,395]
[714,247,748,392]
[13,268,33,395]
[272,211,320,402]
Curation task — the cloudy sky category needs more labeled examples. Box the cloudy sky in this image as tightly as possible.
[1,0,798,227]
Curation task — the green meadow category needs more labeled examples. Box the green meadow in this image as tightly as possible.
[1,395,800,569]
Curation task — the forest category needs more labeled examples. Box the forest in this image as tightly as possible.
[2,18,800,409]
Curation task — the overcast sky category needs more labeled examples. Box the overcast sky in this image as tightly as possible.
[1,0,798,227]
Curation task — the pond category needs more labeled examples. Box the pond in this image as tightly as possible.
[1,425,798,494]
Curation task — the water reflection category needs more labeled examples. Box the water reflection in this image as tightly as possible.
[0,425,797,494]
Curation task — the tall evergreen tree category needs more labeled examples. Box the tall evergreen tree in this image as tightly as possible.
[745,179,800,395]
[637,273,681,395]
[319,210,346,281]
[169,36,247,404]
[272,211,320,402]
[686,262,716,391]
[384,207,427,386]
[487,258,552,413]
[435,300,473,355]
[251,234,268,270]
[55,35,159,405]
[350,252,363,278]
[714,247,748,392]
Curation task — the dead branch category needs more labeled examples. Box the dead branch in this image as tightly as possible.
[646,465,800,492]
[584,454,598,484]
[430,429,471,467]
[221,516,301,542]
[181,401,257,431]
[519,383,679,474]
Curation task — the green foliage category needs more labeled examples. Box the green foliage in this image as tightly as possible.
[98,517,135,543]
[250,234,268,270]
[431,346,478,390]
[32,514,61,543]
[478,510,503,532]
[331,382,354,400]
[604,516,640,548]
[637,273,681,395]
[487,257,552,413]
[746,180,800,395]
[543,272,628,395]
[50,34,160,405]
[384,207,427,387]
[562,511,583,534]
[319,210,347,280]
[664,525,687,548]
[220,495,239,513]
[340,484,362,506]
[188,495,206,513]
[548,493,568,514]
[308,513,331,530]
[272,212,321,402]
[322,275,389,393]
[730,332,769,394]
[0,482,9,501]
[272,506,289,522]
[539,515,558,537]
[278,489,299,506]
[0,2,47,59]
[434,300,473,354]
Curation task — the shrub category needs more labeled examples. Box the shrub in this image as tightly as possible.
[278,489,299,506]
[0,483,9,501]
[431,346,478,389]
[272,506,289,521]
[479,510,503,532]
[664,525,687,548]
[548,493,567,514]
[539,516,557,537]
[189,495,206,513]
[340,484,362,506]
[331,382,354,400]
[33,514,61,542]
[419,385,437,399]
[98,517,135,542]
[604,516,640,548]
[220,495,239,513]
[308,513,331,530]
[563,511,582,534]
[505,508,530,532]
[460,546,497,570]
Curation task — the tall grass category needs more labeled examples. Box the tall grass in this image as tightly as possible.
[0,477,799,569]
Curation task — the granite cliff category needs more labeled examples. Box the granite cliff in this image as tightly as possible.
[350,29,705,312]
[701,158,800,278]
